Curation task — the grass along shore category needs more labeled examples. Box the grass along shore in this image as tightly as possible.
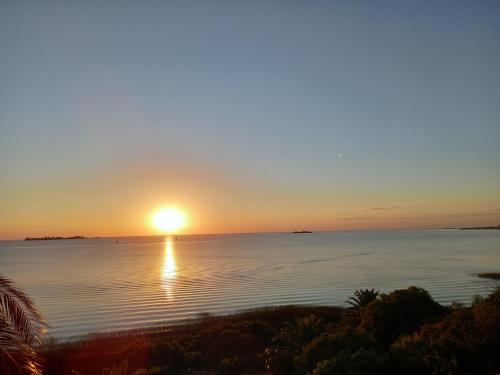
[41,286,500,375]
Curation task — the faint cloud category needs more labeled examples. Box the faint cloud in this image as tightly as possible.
[338,153,344,158]
[341,216,374,220]
[366,206,400,212]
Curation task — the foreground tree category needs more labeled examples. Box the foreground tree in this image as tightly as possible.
[0,275,45,375]
[346,289,380,310]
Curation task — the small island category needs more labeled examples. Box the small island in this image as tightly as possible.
[459,224,500,230]
[24,235,86,241]
[292,230,312,234]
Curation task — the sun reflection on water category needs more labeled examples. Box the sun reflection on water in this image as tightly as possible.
[162,237,177,300]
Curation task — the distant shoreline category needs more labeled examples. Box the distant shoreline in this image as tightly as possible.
[24,236,86,241]
[478,272,500,280]
[459,225,500,230]
[7,226,499,241]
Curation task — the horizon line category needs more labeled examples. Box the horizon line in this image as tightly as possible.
[0,226,473,241]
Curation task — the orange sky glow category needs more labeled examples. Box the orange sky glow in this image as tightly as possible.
[1,155,498,240]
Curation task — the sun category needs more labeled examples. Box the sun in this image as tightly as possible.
[152,207,187,233]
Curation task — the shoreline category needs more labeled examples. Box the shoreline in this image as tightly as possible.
[24,235,86,241]
[459,225,500,230]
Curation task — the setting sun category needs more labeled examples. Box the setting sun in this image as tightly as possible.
[152,207,187,233]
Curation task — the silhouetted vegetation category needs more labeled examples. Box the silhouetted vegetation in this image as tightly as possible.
[41,306,342,375]
[345,288,379,310]
[24,236,85,241]
[459,224,500,230]
[1,275,46,375]
[478,272,500,280]
[40,286,500,374]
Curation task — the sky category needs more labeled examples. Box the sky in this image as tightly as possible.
[1,1,499,239]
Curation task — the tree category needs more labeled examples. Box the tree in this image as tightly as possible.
[264,315,325,374]
[360,286,446,346]
[346,289,380,310]
[343,289,380,327]
[0,275,46,375]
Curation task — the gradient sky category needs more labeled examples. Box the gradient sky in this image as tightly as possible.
[1,1,499,239]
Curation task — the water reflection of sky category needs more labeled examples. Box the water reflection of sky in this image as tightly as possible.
[2,231,499,338]
[162,238,177,300]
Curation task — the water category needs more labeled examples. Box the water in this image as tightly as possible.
[1,230,499,339]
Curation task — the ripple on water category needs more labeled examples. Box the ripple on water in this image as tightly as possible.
[1,230,499,338]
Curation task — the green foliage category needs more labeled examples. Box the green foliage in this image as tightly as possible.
[391,287,500,374]
[41,287,500,374]
[298,328,376,374]
[359,286,447,346]
[263,315,326,374]
[42,305,339,375]
[343,288,380,327]
[312,349,389,375]
[1,274,46,375]
[345,289,379,310]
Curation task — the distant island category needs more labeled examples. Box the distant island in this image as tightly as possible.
[459,224,500,230]
[292,230,312,234]
[24,236,86,241]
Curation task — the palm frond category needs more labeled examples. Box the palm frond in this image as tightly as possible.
[0,315,43,375]
[0,275,46,375]
[346,288,380,309]
[0,275,46,347]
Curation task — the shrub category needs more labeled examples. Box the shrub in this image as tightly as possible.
[312,348,389,375]
[360,286,447,346]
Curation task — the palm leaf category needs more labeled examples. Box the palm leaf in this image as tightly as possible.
[346,289,380,309]
[0,275,46,347]
[0,275,46,374]
[0,316,42,375]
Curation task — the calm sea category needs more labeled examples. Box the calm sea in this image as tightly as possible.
[1,230,499,339]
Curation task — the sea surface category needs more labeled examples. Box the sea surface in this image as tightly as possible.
[1,230,499,339]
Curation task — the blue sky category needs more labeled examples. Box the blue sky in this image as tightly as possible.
[1,1,499,237]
